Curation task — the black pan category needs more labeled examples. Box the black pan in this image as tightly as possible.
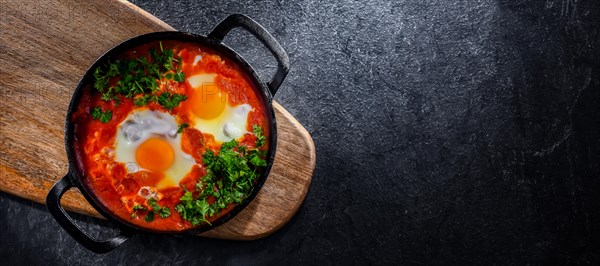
[45,14,289,253]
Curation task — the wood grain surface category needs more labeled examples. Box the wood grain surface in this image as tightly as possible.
[0,0,315,240]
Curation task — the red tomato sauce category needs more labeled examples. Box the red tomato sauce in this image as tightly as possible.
[70,41,269,231]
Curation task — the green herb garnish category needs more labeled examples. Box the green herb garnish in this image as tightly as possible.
[133,94,156,106]
[147,197,171,220]
[174,71,186,82]
[92,42,187,122]
[175,125,268,226]
[90,107,112,123]
[177,123,189,134]
[130,204,146,219]
[158,206,172,218]
[132,198,171,222]
[252,124,266,147]
[145,211,155,222]
[157,92,187,111]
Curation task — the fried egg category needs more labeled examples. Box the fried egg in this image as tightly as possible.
[187,73,252,143]
[114,109,196,189]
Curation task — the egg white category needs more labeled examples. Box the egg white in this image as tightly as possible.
[193,103,252,143]
[187,73,253,143]
[114,109,197,189]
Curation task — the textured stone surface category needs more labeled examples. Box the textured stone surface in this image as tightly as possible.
[1,0,600,264]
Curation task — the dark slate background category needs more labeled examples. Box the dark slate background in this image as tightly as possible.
[1,0,600,264]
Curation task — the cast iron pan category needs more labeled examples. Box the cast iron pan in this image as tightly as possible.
[45,14,289,253]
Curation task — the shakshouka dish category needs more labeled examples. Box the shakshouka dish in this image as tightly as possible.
[71,41,270,231]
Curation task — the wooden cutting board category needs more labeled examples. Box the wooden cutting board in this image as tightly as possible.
[0,0,315,240]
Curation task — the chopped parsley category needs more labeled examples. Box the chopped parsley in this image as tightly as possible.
[175,125,268,226]
[147,197,172,220]
[157,92,188,111]
[177,123,189,134]
[130,204,146,219]
[145,211,155,222]
[130,198,171,222]
[92,42,187,122]
[90,107,112,123]
[174,71,186,82]
[159,206,172,218]
[133,94,156,106]
[252,124,266,147]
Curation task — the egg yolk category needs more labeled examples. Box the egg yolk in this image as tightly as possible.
[191,84,226,119]
[135,138,174,172]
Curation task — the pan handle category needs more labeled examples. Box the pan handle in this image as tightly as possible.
[46,174,132,253]
[208,14,290,96]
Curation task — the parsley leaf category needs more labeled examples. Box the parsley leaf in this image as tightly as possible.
[132,204,146,211]
[174,71,186,82]
[248,149,267,167]
[157,92,187,110]
[90,107,112,123]
[147,198,161,212]
[253,125,266,147]
[177,123,189,134]
[175,125,269,226]
[92,44,188,110]
[159,207,171,218]
[142,198,171,222]
[131,204,146,219]
[145,211,155,222]
[133,94,152,106]
[180,190,194,203]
